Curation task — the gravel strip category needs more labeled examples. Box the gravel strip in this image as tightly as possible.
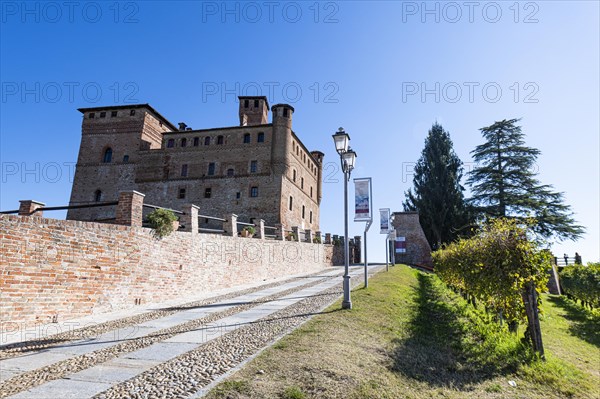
[0,268,337,360]
[92,272,370,399]
[0,272,344,398]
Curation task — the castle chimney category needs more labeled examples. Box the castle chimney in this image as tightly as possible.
[178,122,187,131]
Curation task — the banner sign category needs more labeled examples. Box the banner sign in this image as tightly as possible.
[379,208,391,234]
[395,236,406,253]
[354,178,372,222]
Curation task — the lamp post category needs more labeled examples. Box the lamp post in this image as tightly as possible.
[332,127,356,310]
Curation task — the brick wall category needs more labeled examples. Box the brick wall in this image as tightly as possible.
[391,212,433,268]
[0,214,333,332]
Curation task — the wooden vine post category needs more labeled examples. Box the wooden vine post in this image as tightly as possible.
[522,281,545,359]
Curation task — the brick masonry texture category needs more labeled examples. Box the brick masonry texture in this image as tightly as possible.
[0,214,333,332]
[391,212,433,268]
[67,98,323,231]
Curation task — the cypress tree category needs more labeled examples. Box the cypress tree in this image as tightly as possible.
[403,123,469,249]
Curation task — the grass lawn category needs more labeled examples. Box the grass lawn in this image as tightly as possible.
[206,265,600,399]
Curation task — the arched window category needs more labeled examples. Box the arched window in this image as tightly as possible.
[257,132,265,143]
[181,138,187,147]
[302,205,305,219]
[204,136,210,145]
[102,148,112,163]
[193,137,199,146]
[292,169,296,182]
[289,196,293,211]
[217,135,224,145]
[310,211,313,224]
[94,190,102,202]
[227,168,234,176]
[301,177,304,189]
[167,139,175,148]
[243,133,251,143]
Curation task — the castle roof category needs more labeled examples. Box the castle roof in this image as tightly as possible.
[77,104,177,131]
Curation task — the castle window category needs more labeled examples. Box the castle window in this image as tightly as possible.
[181,138,187,147]
[301,177,304,189]
[89,112,95,119]
[159,121,163,127]
[204,188,212,198]
[102,148,113,163]
[302,205,305,219]
[292,169,296,182]
[310,187,313,197]
[181,164,188,177]
[208,162,215,176]
[111,111,118,117]
[100,111,106,118]
[204,136,210,146]
[257,132,264,143]
[289,196,293,211]
[178,188,186,199]
[244,99,249,108]
[193,137,199,146]
[283,108,288,117]
[130,109,136,116]
[217,135,224,145]
[243,133,251,144]
[227,168,234,176]
[250,186,259,198]
[167,139,175,148]
[94,190,102,202]
[123,155,129,163]
[296,147,299,155]
[236,192,241,199]
[250,160,257,173]
[310,211,313,224]
[254,99,259,107]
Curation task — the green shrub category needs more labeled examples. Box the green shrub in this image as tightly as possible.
[146,208,177,238]
[433,218,552,328]
[560,263,600,309]
[242,225,256,236]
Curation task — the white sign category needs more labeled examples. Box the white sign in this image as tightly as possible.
[379,208,391,234]
[354,178,372,222]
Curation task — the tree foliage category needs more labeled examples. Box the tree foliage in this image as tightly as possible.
[433,218,552,329]
[467,118,584,241]
[403,123,470,249]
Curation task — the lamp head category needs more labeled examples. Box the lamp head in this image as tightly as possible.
[342,147,357,172]
[332,127,350,154]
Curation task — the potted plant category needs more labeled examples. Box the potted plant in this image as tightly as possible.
[313,236,322,244]
[146,209,178,238]
[241,226,256,238]
[286,232,297,241]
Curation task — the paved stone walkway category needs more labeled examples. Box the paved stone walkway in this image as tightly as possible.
[1,265,381,399]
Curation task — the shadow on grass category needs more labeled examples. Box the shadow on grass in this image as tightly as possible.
[546,295,600,347]
[390,273,528,388]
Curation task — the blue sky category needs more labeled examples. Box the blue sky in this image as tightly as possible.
[1,1,598,263]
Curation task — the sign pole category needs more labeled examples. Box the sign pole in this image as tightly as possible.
[364,220,372,287]
[354,177,373,288]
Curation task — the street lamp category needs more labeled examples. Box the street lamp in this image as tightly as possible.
[332,127,357,310]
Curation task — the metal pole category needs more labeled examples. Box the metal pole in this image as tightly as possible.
[342,167,352,309]
[385,238,389,272]
[364,228,368,288]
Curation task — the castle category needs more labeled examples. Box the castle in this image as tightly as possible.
[67,96,324,230]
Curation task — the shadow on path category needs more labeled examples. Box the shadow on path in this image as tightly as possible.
[390,273,525,388]
[546,295,600,347]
